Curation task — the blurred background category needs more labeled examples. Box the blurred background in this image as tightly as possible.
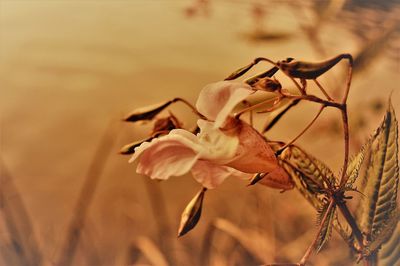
[1,1,399,265]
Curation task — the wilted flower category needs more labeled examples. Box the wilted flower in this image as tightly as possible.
[130,80,293,190]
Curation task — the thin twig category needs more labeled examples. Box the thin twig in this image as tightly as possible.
[276,105,325,155]
[235,96,280,118]
[263,99,300,133]
[313,79,333,101]
[172,97,206,119]
[283,93,342,109]
[339,106,350,186]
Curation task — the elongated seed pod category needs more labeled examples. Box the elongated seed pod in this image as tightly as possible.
[277,54,353,79]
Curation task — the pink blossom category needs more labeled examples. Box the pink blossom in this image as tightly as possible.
[130,81,292,189]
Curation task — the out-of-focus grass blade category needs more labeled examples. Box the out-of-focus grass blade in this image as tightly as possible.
[206,218,274,264]
[353,20,400,75]
[0,158,43,266]
[135,236,169,266]
[57,120,119,266]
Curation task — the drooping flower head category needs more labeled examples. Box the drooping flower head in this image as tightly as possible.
[129,80,293,190]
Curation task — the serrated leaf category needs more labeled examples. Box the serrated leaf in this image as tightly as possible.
[316,201,336,253]
[177,187,206,237]
[378,216,400,266]
[345,141,369,188]
[281,145,335,209]
[367,209,399,256]
[332,214,356,251]
[358,100,399,251]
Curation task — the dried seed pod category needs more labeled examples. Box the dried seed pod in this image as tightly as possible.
[124,100,174,122]
[120,137,153,155]
[225,57,279,81]
[277,54,352,80]
[245,65,280,85]
[177,187,207,237]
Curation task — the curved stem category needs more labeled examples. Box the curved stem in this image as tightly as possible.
[172,97,206,119]
[276,105,325,156]
[313,79,333,101]
[283,93,342,109]
[339,106,350,186]
[235,96,280,118]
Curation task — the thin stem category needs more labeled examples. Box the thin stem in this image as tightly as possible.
[172,97,206,119]
[299,198,335,265]
[342,56,353,104]
[257,98,283,113]
[313,79,333,101]
[336,200,364,247]
[276,105,325,155]
[263,99,300,132]
[339,106,350,186]
[283,93,342,109]
[338,56,353,186]
[289,76,306,95]
[235,96,280,118]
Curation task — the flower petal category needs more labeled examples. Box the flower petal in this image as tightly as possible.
[191,160,235,189]
[130,129,203,180]
[197,119,239,163]
[196,81,254,128]
[258,166,294,190]
[223,118,279,173]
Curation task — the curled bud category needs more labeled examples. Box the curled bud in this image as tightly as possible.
[277,54,352,80]
[124,100,173,122]
[253,77,282,92]
[151,113,182,135]
[177,187,207,237]
[248,173,266,186]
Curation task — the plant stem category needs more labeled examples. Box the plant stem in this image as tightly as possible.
[299,198,335,266]
[313,79,333,101]
[339,106,350,186]
[173,97,206,119]
[284,93,342,109]
[276,105,325,155]
[336,200,364,248]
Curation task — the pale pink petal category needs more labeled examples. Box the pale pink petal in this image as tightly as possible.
[223,118,279,173]
[130,129,203,180]
[196,119,239,163]
[196,81,254,128]
[191,160,235,189]
[258,166,294,190]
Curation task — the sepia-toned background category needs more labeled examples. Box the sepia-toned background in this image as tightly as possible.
[1,1,399,265]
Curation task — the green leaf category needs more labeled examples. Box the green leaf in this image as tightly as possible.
[358,100,399,252]
[316,201,336,253]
